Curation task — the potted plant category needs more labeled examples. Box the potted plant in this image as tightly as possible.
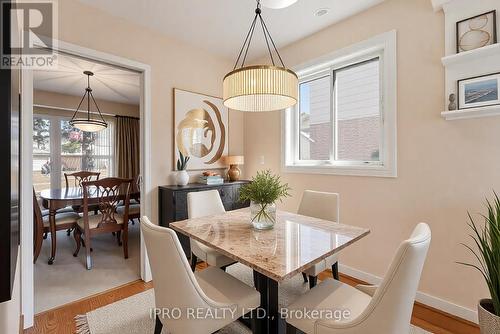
[459,193,500,333]
[239,170,291,230]
[175,151,190,186]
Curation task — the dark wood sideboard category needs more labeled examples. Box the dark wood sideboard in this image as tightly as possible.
[158,181,250,257]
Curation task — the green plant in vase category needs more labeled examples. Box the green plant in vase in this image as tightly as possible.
[458,192,500,333]
[175,151,190,186]
[239,170,291,230]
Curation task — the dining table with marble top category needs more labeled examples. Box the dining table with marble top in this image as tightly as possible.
[170,208,370,334]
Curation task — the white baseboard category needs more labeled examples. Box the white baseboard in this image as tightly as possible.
[338,264,478,324]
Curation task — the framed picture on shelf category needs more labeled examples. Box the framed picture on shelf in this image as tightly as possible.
[173,88,229,170]
[456,10,497,53]
[457,73,500,110]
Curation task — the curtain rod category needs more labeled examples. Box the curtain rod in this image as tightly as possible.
[34,104,116,117]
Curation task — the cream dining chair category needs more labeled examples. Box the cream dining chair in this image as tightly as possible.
[298,190,340,288]
[141,216,260,334]
[285,223,431,334]
[188,190,235,271]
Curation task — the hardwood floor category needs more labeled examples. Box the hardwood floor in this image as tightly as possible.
[25,262,479,334]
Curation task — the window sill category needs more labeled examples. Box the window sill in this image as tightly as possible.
[282,163,397,178]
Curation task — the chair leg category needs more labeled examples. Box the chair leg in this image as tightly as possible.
[73,229,82,257]
[332,262,339,280]
[308,275,317,289]
[34,230,43,264]
[302,273,308,283]
[116,230,122,246]
[286,322,297,334]
[84,233,92,270]
[190,254,198,272]
[122,227,129,259]
[250,309,258,334]
[154,315,163,334]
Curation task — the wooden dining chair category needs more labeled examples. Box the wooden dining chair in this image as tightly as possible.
[116,175,140,224]
[72,177,133,270]
[64,171,101,235]
[64,171,101,188]
[33,188,80,263]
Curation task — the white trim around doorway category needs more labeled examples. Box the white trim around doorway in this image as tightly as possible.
[21,40,152,329]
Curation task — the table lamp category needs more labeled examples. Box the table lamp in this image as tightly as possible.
[224,156,244,181]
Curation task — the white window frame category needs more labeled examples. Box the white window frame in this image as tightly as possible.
[282,30,397,177]
[33,113,115,189]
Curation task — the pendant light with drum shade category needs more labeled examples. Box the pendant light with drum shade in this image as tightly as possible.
[69,71,108,132]
[223,0,298,112]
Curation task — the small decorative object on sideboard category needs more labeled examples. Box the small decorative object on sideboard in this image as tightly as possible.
[198,171,224,185]
[457,73,500,110]
[239,170,291,230]
[223,155,244,181]
[458,192,500,334]
[448,93,457,111]
[456,10,497,53]
[175,151,190,186]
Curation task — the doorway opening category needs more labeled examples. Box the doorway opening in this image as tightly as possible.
[21,41,152,328]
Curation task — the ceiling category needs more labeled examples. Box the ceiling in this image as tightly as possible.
[33,53,140,104]
[77,0,384,61]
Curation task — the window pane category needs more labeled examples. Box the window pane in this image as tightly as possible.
[299,76,331,160]
[60,120,114,183]
[33,117,51,193]
[335,59,380,162]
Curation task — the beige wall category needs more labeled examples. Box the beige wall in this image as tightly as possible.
[245,0,493,312]
[34,89,140,118]
[53,0,243,224]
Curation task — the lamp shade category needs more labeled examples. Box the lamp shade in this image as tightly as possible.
[223,65,298,112]
[224,155,244,165]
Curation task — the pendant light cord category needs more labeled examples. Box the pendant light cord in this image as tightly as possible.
[232,0,286,70]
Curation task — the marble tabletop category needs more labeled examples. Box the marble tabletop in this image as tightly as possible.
[170,208,370,282]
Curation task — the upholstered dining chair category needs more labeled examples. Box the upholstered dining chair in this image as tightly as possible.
[141,216,260,334]
[72,177,132,269]
[187,190,235,271]
[33,188,80,263]
[298,190,340,288]
[286,223,431,334]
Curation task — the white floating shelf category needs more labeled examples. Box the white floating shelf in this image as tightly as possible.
[441,43,500,68]
[441,105,500,120]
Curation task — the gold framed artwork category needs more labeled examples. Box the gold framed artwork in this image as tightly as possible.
[173,88,228,170]
[456,10,497,53]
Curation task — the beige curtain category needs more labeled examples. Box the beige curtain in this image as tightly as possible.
[115,116,140,179]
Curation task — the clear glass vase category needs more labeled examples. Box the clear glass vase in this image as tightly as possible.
[250,201,276,230]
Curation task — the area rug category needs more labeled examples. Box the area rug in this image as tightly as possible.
[75,264,432,334]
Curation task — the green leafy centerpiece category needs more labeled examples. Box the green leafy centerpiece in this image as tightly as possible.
[459,193,500,333]
[240,170,291,230]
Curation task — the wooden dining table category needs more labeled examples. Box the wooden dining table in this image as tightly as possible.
[170,208,370,334]
[39,187,140,265]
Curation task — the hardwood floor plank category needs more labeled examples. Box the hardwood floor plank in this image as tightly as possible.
[25,264,478,334]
